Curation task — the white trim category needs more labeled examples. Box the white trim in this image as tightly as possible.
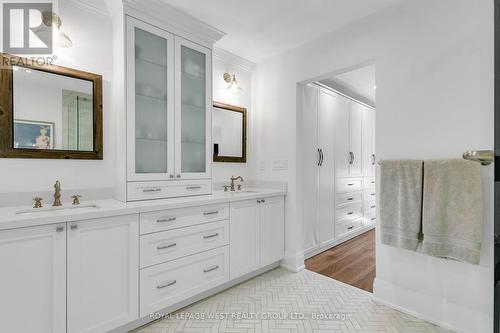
[373,277,490,333]
[281,250,305,272]
[213,47,256,73]
[123,0,224,49]
[68,0,109,16]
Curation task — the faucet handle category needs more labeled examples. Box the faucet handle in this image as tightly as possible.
[237,184,242,191]
[33,197,43,208]
[71,195,81,205]
[222,185,229,192]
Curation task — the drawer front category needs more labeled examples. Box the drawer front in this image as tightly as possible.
[335,219,362,238]
[140,220,229,268]
[336,178,362,193]
[364,177,376,189]
[336,191,362,206]
[140,203,229,235]
[335,203,362,221]
[140,246,229,317]
[127,180,211,201]
[363,188,376,201]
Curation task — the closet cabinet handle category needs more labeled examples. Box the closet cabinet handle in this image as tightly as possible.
[317,149,321,166]
[157,217,176,223]
[347,197,354,201]
[157,243,176,250]
[157,280,176,289]
[371,154,376,165]
[203,233,219,239]
[203,265,219,273]
[347,226,354,230]
[349,152,354,165]
[203,210,219,216]
[347,212,354,215]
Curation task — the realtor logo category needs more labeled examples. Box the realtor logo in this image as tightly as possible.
[3,2,53,54]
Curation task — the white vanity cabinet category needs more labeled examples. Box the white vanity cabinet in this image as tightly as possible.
[126,16,212,201]
[0,215,139,333]
[0,224,67,333]
[230,196,285,280]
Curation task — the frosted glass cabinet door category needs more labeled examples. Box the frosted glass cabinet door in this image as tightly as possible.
[175,37,211,179]
[127,17,175,181]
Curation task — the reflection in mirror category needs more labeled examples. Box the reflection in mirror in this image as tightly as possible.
[213,102,246,163]
[13,66,94,151]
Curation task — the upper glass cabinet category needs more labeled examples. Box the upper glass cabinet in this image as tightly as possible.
[126,18,211,182]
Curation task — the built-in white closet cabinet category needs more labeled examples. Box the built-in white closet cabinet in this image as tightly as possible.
[125,16,212,201]
[302,83,376,258]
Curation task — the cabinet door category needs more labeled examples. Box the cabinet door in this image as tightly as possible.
[175,37,212,180]
[127,17,175,181]
[349,102,363,177]
[362,107,376,176]
[67,215,139,333]
[333,94,351,178]
[318,89,338,246]
[260,196,285,266]
[230,199,260,279]
[0,224,66,333]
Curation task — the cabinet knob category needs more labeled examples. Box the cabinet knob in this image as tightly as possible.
[169,174,174,179]
[176,174,181,178]
[70,224,78,230]
[56,226,64,232]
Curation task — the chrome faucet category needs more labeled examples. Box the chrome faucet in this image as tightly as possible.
[53,180,62,206]
[230,176,244,192]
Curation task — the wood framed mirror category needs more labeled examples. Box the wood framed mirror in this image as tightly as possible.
[0,53,103,159]
[213,101,246,163]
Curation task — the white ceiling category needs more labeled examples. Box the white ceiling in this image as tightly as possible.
[320,64,376,106]
[160,0,400,62]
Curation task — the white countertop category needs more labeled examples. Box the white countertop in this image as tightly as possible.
[0,188,286,231]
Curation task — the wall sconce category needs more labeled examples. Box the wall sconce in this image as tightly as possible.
[32,11,73,48]
[223,72,243,93]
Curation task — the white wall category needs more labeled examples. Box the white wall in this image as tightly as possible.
[212,48,255,184]
[252,1,493,332]
[0,1,114,194]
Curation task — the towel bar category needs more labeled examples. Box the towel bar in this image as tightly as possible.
[462,150,494,165]
[376,150,494,166]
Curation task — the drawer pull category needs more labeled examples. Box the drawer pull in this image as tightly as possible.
[156,217,176,223]
[186,186,202,190]
[371,217,376,221]
[347,226,354,230]
[203,265,219,273]
[371,180,375,184]
[203,233,219,239]
[143,188,161,193]
[371,205,376,208]
[347,197,354,201]
[347,183,354,186]
[347,212,354,215]
[157,243,176,250]
[203,210,219,216]
[157,280,176,289]
[371,193,375,196]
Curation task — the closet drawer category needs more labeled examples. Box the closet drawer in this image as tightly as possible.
[363,177,376,189]
[140,203,229,235]
[140,220,229,268]
[336,178,362,193]
[335,202,362,221]
[335,219,362,238]
[336,191,362,206]
[140,246,229,317]
[363,188,376,201]
[127,179,211,201]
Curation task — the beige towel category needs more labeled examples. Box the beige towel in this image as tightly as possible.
[380,160,424,251]
[421,159,483,264]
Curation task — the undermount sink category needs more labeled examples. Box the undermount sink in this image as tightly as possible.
[16,203,100,215]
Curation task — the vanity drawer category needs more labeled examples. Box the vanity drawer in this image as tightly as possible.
[140,203,229,235]
[364,177,376,189]
[336,178,362,193]
[140,246,229,317]
[335,219,362,238]
[127,179,211,201]
[140,220,229,268]
[336,191,362,206]
[335,202,362,221]
[363,188,376,201]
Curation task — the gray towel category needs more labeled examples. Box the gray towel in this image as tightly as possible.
[380,160,424,251]
[421,159,483,264]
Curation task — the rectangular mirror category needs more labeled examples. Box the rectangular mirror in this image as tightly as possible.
[0,53,103,159]
[213,101,246,163]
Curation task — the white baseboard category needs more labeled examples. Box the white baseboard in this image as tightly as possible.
[281,250,305,272]
[373,277,491,333]
[304,224,375,259]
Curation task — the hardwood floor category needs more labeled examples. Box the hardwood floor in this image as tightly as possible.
[305,229,375,292]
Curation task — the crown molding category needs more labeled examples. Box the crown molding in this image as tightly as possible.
[123,0,225,48]
[68,0,109,16]
[213,47,255,73]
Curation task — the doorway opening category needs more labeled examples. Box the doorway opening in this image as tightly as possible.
[298,63,376,292]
